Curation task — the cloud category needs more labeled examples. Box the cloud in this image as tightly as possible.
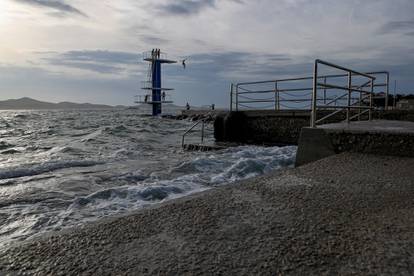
[174,51,296,80]
[41,50,139,75]
[13,0,87,17]
[379,20,414,35]
[139,35,170,45]
[158,0,216,16]
[58,50,138,65]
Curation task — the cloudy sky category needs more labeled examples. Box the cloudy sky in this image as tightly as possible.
[0,0,413,106]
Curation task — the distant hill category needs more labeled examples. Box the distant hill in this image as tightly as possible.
[0,97,124,110]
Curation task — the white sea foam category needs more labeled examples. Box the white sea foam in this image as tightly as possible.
[63,145,297,221]
[0,160,102,180]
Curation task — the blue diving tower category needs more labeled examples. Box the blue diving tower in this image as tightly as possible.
[135,49,177,116]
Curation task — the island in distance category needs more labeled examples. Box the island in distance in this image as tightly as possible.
[0,97,125,110]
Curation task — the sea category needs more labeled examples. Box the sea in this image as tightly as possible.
[0,109,297,248]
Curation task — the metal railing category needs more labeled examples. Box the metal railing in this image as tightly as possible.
[311,59,376,127]
[182,118,214,148]
[134,94,173,104]
[142,51,168,61]
[229,60,389,127]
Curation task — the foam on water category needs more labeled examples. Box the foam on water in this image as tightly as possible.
[0,109,297,247]
[0,160,103,180]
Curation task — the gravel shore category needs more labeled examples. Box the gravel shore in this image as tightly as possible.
[1,153,413,275]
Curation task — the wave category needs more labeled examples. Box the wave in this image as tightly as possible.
[66,145,296,218]
[1,149,21,155]
[0,141,15,150]
[172,145,297,184]
[68,175,207,217]
[0,160,103,180]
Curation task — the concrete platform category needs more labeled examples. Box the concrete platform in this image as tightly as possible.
[318,120,414,134]
[296,120,414,166]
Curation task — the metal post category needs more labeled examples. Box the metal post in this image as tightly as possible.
[358,85,362,121]
[369,79,374,120]
[394,80,397,109]
[385,73,389,110]
[277,82,280,110]
[201,121,205,144]
[230,83,233,111]
[235,85,239,111]
[274,82,279,110]
[347,72,352,123]
[310,61,318,127]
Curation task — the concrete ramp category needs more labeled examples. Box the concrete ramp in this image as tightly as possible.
[296,120,414,166]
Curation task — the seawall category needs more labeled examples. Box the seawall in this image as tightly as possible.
[213,110,414,145]
[295,120,414,166]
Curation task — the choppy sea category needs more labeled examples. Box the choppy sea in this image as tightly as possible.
[0,109,296,247]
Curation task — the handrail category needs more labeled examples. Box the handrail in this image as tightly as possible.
[229,60,389,126]
[230,72,389,112]
[182,120,204,148]
[315,59,375,79]
[181,117,215,148]
[311,59,376,127]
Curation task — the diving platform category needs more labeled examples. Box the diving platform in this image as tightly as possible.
[135,49,178,116]
[141,87,175,91]
[143,58,176,64]
[134,100,174,104]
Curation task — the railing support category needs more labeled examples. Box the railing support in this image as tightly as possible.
[274,82,279,110]
[385,73,389,110]
[235,85,239,111]
[230,83,234,112]
[311,61,318,128]
[370,79,374,120]
[347,72,352,124]
[201,121,205,144]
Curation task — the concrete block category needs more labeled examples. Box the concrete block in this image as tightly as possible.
[295,128,336,167]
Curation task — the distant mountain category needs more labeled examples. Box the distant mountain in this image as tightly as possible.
[0,97,124,110]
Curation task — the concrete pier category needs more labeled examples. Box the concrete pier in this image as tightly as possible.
[214,110,312,145]
[214,110,414,145]
[295,120,414,166]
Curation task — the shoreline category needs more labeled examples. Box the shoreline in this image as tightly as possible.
[1,153,413,275]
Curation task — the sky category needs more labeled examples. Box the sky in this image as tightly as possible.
[0,0,413,107]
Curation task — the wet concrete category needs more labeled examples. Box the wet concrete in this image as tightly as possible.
[318,120,414,134]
